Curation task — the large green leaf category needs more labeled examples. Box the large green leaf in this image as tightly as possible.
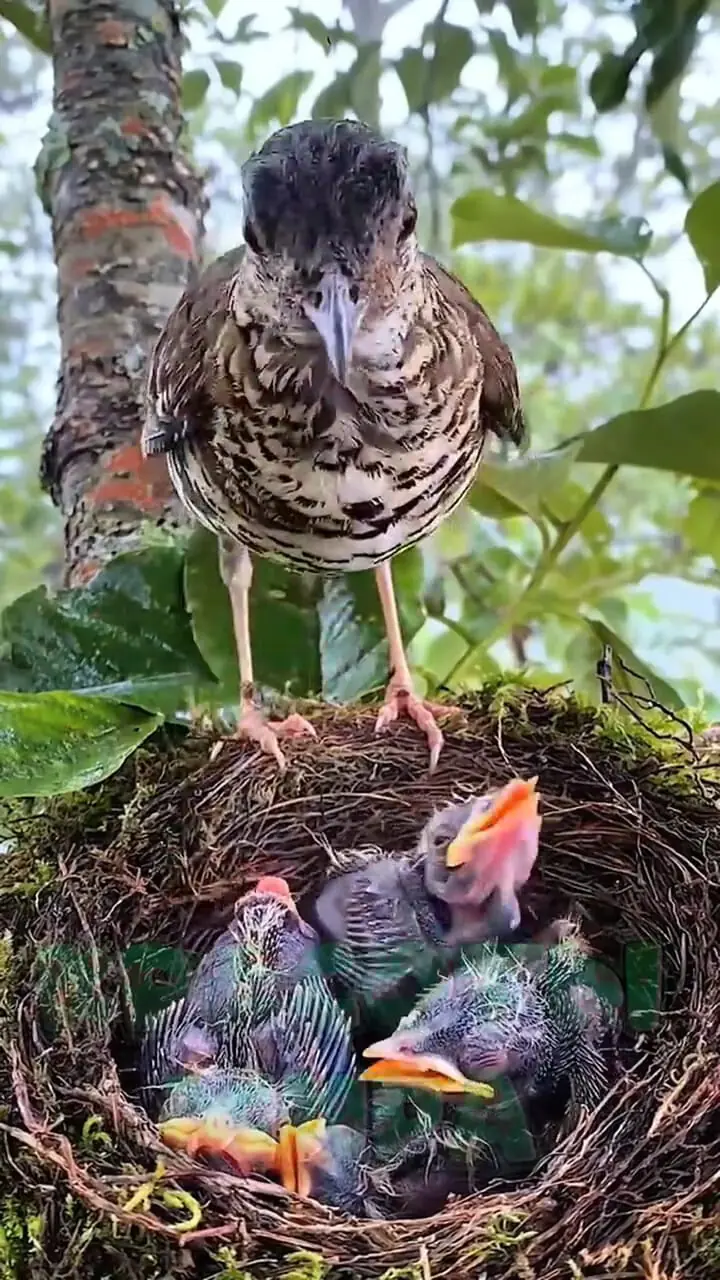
[470,444,580,521]
[683,488,720,569]
[247,71,314,133]
[573,391,720,481]
[0,1,50,53]
[182,69,211,110]
[0,547,216,712]
[319,549,425,702]
[685,181,720,293]
[452,189,652,258]
[396,22,474,113]
[184,530,322,700]
[0,692,162,799]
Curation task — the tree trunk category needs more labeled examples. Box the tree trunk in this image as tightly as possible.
[38,0,206,588]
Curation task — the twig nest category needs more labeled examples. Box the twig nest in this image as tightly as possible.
[2,690,720,1278]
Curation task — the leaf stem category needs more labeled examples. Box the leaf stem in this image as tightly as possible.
[444,276,717,686]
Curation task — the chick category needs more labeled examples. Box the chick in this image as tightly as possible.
[360,924,618,1113]
[155,972,355,1176]
[311,777,541,1007]
[141,875,326,1096]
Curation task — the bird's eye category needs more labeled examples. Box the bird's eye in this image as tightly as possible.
[398,206,417,243]
[243,219,263,254]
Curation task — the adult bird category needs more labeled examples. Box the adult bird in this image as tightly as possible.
[143,118,525,771]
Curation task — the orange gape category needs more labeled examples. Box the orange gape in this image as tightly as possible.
[445,777,540,868]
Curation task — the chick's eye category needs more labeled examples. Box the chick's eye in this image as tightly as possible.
[398,206,417,242]
[243,219,263,254]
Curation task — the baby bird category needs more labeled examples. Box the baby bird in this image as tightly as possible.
[360,924,619,1112]
[141,875,325,1094]
[141,877,355,1176]
[311,777,541,1006]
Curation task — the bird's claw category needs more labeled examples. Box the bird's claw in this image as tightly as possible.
[375,685,462,772]
[211,708,316,770]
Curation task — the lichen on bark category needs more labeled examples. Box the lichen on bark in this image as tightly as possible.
[38,0,206,587]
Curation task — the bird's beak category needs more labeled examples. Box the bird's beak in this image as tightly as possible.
[303,273,362,386]
[277,1118,328,1197]
[445,777,541,871]
[359,1043,494,1099]
[159,1116,280,1176]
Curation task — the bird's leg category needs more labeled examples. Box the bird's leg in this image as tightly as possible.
[217,538,316,769]
[373,561,463,772]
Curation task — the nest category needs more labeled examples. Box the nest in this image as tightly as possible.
[2,688,720,1279]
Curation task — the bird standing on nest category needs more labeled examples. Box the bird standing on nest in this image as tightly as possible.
[144,117,525,771]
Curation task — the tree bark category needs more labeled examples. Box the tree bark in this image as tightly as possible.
[38,0,206,587]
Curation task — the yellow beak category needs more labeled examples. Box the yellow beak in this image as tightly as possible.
[277,1118,328,1197]
[359,1049,494,1098]
[159,1115,280,1175]
[445,776,540,868]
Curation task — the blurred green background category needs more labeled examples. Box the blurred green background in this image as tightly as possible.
[0,0,719,721]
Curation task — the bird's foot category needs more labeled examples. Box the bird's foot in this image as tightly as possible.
[374,680,464,772]
[211,706,316,770]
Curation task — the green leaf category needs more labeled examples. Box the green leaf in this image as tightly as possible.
[683,489,720,568]
[312,71,352,119]
[644,10,702,111]
[287,7,332,50]
[0,547,215,713]
[589,51,636,112]
[574,392,720,481]
[182,69,211,110]
[396,23,474,113]
[184,529,322,700]
[685,181,720,293]
[0,692,162,799]
[470,444,580,521]
[213,58,243,94]
[506,0,538,39]
[451,190,652,258]
[0,0,50,53]
[565,617,683,711]
[318,549,424,701]
[661,144,691,194]
[247,70,313,132]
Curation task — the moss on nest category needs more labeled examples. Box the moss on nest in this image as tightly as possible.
[1,687,720,1279]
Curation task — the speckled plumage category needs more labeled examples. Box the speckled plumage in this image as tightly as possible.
[144,119,524,577]
[363,928,619,1110]
[140,881,353,1125]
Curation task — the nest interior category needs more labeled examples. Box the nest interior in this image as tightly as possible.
[1,688,720,1280]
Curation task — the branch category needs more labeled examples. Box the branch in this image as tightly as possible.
[39,0,207,587]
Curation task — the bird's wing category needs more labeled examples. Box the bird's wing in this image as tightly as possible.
[256,979,355,1123]
[142,246,246,458]
[139,996,220,1115]
[422,253,526,446]
[314,860,431,999]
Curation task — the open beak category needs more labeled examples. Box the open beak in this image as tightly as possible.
[359,1044,494,1099]
[277,1118,328,1197]
[445,777,541,872]
[303,273,362,386]
[159,1116,280,1176]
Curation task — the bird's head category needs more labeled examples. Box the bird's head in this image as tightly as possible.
[239,118,420,383]
[359,954,547,1097]
[229,875,320,980]
[421,777,541,941]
